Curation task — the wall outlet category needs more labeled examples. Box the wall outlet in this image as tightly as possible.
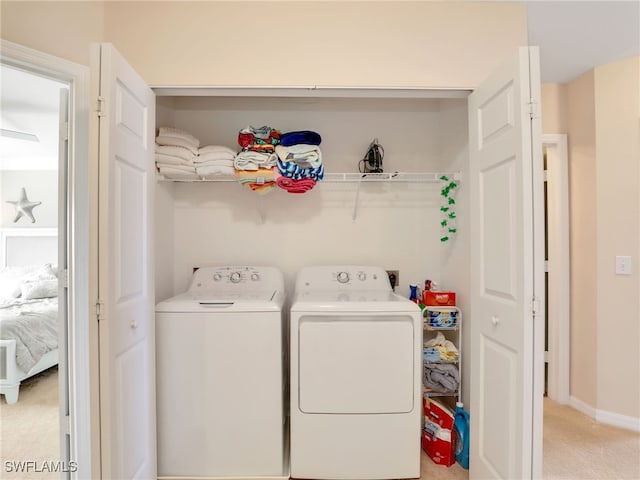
[386,270,399,288]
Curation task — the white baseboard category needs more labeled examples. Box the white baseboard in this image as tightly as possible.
[569,396,640,432]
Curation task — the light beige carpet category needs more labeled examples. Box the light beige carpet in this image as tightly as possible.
[543,397,640,479]
[0,366,60,480]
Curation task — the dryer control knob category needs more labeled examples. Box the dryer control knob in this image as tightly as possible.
[337,271,350,284]
[251,273,260,281]
[230,272,242,283]
[357,272,367,281]
[213,273,222,281]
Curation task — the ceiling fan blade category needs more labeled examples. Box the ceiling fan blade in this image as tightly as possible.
[0,128,39,142]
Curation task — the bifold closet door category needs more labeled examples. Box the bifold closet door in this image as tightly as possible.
[92,42,157,480]
[468,46,544,480]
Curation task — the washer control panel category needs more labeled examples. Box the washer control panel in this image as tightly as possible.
[189,266,283,294]
[296,266,392,291]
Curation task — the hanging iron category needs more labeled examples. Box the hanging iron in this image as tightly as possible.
[360,138,384,173]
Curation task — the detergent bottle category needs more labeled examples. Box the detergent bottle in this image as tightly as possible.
[454,402,470,469]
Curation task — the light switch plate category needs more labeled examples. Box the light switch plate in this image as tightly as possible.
[615,256,632,275]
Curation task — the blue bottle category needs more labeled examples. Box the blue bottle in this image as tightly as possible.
[454,402,470,469]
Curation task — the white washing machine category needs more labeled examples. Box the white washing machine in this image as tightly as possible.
[290,266,422,480]
[155,266,287,479]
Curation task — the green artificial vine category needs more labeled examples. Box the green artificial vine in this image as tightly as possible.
[439,175,459,242]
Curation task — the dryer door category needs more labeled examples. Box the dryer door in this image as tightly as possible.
[298,315,415,414]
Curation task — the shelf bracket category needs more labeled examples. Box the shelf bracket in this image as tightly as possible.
[352,177,363,222]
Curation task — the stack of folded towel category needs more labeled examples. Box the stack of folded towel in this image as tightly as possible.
[155,126,199,179]
[195,145,237,179]
[275,130,323,194]
[234,125,281,194]
[423,332,459,362]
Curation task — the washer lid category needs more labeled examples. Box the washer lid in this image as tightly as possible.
[195,290,276,304]
[155,290,282,312]
[291,290,421,313]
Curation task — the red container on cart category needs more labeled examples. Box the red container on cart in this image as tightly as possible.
[423,291,456,306]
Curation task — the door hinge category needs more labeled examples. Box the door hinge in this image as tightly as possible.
[63,414,71,435]
[531,296,541,316]
[96,96,105,117]
[96,299,105,322]
[59,269,69,288]
[528,98,539,119]
[59,121,69,141]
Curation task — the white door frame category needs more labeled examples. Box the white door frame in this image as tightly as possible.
[542,133,570,404]
[0,40,95,479]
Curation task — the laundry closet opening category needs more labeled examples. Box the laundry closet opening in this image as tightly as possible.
[152,89,471,327]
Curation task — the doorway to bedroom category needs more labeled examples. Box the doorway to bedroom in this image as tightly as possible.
[0,63,68,478]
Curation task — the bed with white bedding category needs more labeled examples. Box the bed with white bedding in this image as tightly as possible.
[0,263,59,404]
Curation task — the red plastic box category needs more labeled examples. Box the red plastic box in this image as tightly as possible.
[423,291,456,306]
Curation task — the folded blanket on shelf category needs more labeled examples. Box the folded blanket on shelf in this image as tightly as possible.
[158,126,200,148]
[235,167,275,185]
[280,130,322,147]
[156,135,199,156]
[423,363,459,393]
[277,158,324,181]
[238,125,281,150]
[155,144,197,163]
[234,150,278,171]
[275,171,317,194]
[275,144,322,169]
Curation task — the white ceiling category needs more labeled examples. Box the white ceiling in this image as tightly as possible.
[526,1,640,83]
[0,1,638,170]
[0,65,67,170]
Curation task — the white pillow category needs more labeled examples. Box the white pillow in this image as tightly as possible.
[21,279,58,300]
[0,277,22,300]
[21,264,57,282]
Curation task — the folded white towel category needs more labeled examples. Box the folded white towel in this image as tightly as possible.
[158,126,200,148]
[155,144,197,162]
[158,165,199,180]
[156,163,197,173]
[196,164,236,178]
[234,150,278,171]
[155,153,194,166]
[156,136,199,156]
[196,152,236,164]
[195,158,235,168]
[275,144,322,169]
[199,145,237,156]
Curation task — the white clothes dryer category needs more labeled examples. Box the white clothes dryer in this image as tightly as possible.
[289,266,422,480]
[155,266,287,479]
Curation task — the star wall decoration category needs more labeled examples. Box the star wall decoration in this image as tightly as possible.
[6,187,42,223]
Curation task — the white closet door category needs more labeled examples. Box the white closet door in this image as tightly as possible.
[468,46,544,479]
[94,43,156,480]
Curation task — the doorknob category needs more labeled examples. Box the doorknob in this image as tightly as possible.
[491,316,500,326]
[130,320,138,329]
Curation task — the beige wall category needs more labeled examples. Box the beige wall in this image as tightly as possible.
[544,56,640,421]
[2,1,528,88]
[594,56,640,418]
[566,70,598,409]
[0,1,105,65]
[541,83,568,133]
